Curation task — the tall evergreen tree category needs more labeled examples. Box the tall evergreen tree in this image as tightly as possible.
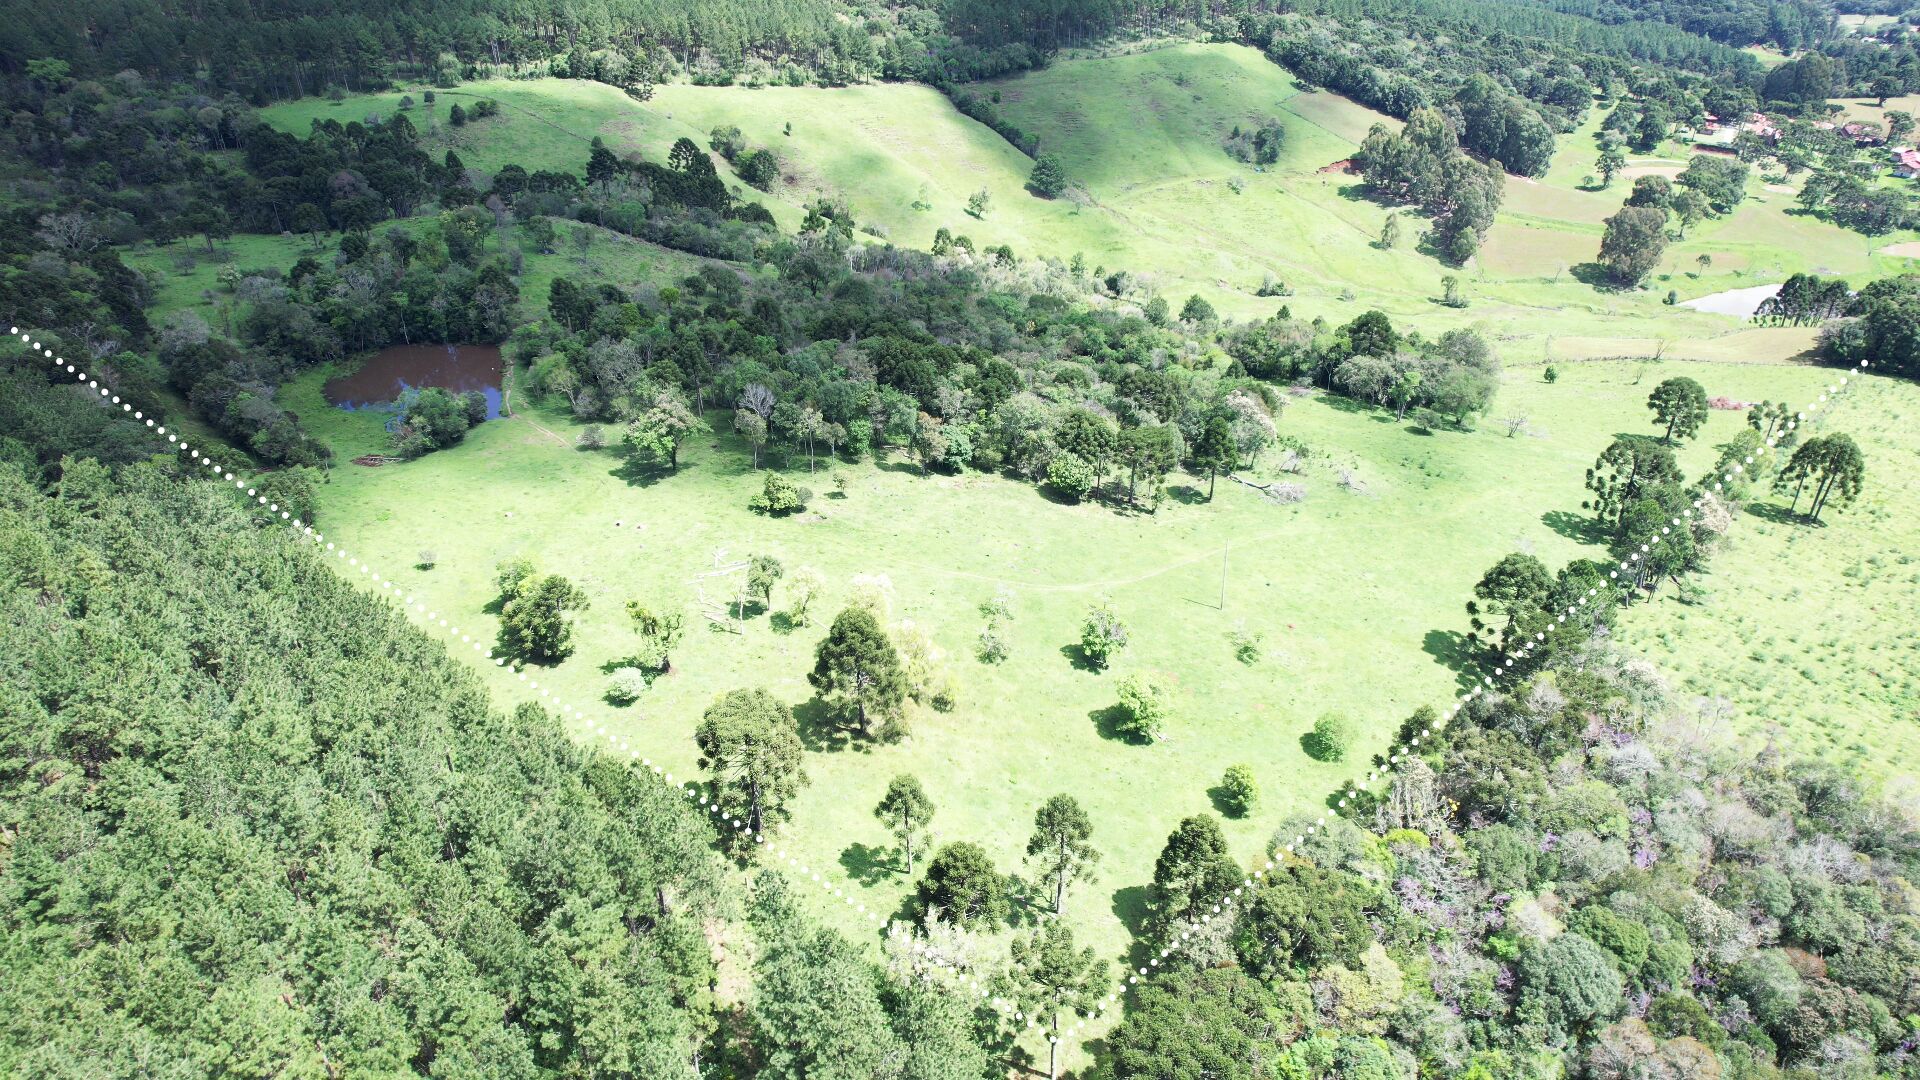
[875,774,936,875]
[809,606,909,738]
[1026,794,1100,914]
[696,688,807,848]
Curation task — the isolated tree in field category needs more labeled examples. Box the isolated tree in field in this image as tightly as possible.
[1598,205,1668,286]
[1585,435,1684,534]
[625,597,686,672]
[1079,601,1129,669]
[1647,376,1709,443]
[1596,145,1626,188]
[1775,433,1866,522]
[1219,765,1258,817]
[1027,154,1068,198]
[622,389,708,470]
[1748,400,1793,442]
[1114,672,1171,742]
[495,560,588,663]
[966,188,990,218]
[1147,815,1243,935]
[1008,922,1106,1080]
[1192,415,1236,500]
[696,688,806,847]
[1308,712,1353,761]
[809,606,908,738]
[783,566,826,626]
[747,554,784,611]
[1466,552,1553,660]
[917,842,1008,928]
[875,775,935,875]
[749,472,810,516]
[1027,795,1099,914]
[1379,212,1401,250]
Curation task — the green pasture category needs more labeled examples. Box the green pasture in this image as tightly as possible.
[261,47,1920,361]
[290,348,1917,992]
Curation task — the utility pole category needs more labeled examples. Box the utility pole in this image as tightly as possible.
[1219,544,1228,611]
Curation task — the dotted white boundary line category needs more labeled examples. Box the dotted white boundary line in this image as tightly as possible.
[1044,361,1871,1045]
[5,324,1044,1029]
[11,325,1870,1047]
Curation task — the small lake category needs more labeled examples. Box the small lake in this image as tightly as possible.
[1679,283,1782,319]
[323,343,504,419]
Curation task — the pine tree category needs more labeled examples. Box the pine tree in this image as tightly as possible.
[1027,153,1068,197]
[875,774,936,875]
[809,606,908,738]
[696,688,807,847]
[1192,415,1236,500]
[1647,376,1709,443]
[1007,922,1106,1080]
[1026,795,1100,914]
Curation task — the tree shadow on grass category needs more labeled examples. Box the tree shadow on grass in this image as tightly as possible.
[1206,782,1248,819]
[1060,643,1104,672]
[839,841,893,887]
[1165,483,1207,505]
[1542,508,1611,544]
[1091,704,1146,745]
[1571,262,1626,291]
[768,611,799,634]
[609,453,673,488]
[1422,628,1482,694]
[1747,500,1822,526]
[794,696,863,753]
[1318,393,1374,416]
[1109,885,1150,937]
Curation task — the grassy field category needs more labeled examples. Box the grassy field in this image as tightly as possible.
[289,345,1919,979]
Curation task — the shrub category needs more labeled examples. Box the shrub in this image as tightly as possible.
[416,549,437,570]
[1308,713,1353,761]
[749,472,810,515]
[736,148,778,190]
[1115,672,1170,742]
[577,425,606,450]
[1220,765,1258,816]
[977,625,1010,664]
[1079,602,1128,669]
[1046,452,1096,502]
[606,667,649,704]
[1230,624,1263,664]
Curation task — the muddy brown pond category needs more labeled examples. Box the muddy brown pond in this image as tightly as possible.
[323,343,504,419]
